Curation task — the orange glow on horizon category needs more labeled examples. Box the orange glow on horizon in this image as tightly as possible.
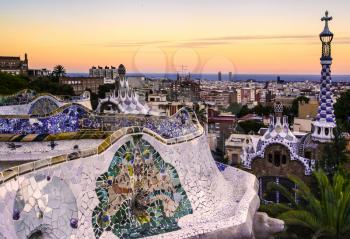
[1,0,350,74]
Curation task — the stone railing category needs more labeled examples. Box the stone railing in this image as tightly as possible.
[0,90,89,107]
[0,102,91,119]
[0,123,204,185]
[0,105,200,140]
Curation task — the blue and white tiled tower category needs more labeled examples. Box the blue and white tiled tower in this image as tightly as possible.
[312,11,336,142]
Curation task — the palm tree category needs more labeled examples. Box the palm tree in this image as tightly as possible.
[263,171,350,239]
[52,65,66,78]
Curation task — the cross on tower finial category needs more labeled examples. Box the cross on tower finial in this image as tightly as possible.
[321,10,332,23]
[320,10,333,36]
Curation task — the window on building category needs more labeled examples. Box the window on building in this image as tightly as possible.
[268,153,273,163]
[282,155,287,164]
[29,230,43,239]
[259,176,296,204]
[232,154,239,165]
[260,176,276,203]
[274,152,281,167]
[279,177,296,203]
[305,151,312,159]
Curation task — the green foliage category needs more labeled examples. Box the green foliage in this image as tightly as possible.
[334,89,350,131]
[90,92,99,110]
[0,72,30,95]
[98,84,115,98]
[193,103,207,126]
[29,77,74,96]
[263,170,350,239]
[318,128,348,177]
[236,105,251,118]
[260,203,293,218]
[0,68,74,96]
[52,65,66,79]
[226,102,242,115]
[237,120,265,134]
[235,104,273,118]
[253,104,273,116]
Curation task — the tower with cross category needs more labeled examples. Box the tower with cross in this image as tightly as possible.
[311,11,336,142]
[320,11,333,61]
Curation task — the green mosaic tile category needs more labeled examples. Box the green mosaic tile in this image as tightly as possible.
[92,136,192,238]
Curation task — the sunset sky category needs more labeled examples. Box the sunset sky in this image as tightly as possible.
[1,0,350,74]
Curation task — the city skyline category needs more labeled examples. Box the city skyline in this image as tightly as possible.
[1,0,350,74]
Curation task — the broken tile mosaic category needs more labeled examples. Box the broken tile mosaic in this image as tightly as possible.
[92,135,193,238]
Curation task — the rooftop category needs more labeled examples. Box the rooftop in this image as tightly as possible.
[0,56,21,60]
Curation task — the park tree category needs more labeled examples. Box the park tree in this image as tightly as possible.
[51,65,66,82]
[226,102,242,115]
[193,103,207,127]
[29,77,74,96]
[261,170,350,239]
[318,127,348,178]
[237,120,265,134]
[236,105,251,118]
[0,72,29,95]
[98,84,115,99]
[334,89,350,131]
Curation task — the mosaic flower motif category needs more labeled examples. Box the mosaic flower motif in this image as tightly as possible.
[92,136,192,239]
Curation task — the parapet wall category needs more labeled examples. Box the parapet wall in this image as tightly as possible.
[0,129,260,239]
[0,91,92,115]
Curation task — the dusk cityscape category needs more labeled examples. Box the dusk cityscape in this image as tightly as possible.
[0,1,350,239]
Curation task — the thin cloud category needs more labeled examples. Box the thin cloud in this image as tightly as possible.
[334,37,350,44]
[168,40,230,48]
[172,35,317,48]
[92,35,350,49]
[102,40,169,48]
[197,34,316,41]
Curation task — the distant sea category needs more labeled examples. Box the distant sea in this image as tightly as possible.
[67,73,350,82]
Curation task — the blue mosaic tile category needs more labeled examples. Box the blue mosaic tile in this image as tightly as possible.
[216,162,228,172]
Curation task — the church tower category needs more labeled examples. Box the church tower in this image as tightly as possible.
[312,11,336,142]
